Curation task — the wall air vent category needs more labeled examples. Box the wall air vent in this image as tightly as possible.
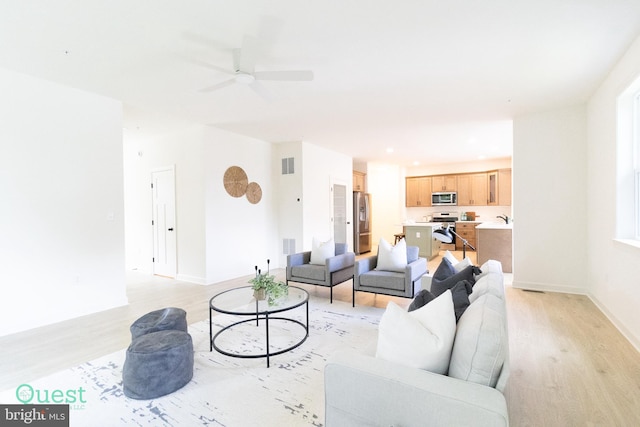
[281,157,295,175]
[283,238,296,255]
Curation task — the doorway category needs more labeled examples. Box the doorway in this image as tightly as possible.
[332,183,347,244]
[151,167,177,278]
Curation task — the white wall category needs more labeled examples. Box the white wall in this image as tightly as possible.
[124,124,280,284]
[301,142,353,249]
[0,68,127,336]
[586,35,640,350]
[124,132,353,284]
[273,141,353,264]
[124,125,206,282]
[204,128,279,282]
[512,106,588,294]
[367,163,405,247]
[407,157,512,176]
[274,142,304,266]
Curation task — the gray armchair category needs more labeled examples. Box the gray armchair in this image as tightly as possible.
[353,245,427,306]
[286,242,355,303]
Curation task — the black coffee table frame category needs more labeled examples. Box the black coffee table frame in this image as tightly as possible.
[209,286,309,368]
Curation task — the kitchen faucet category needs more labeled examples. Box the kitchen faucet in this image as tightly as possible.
[497,215,510,224]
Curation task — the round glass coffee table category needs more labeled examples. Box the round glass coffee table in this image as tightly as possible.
[209,286,309,367]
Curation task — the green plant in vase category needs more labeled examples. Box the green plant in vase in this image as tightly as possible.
[249,259,288,306]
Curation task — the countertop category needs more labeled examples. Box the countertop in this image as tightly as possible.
[475,222,513,230]
[402,221,513,229]
[402,222,443,227]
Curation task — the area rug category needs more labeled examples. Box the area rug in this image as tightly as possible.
[0,297,384,426]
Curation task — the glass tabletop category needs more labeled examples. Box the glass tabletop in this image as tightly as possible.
[209,286,309,315]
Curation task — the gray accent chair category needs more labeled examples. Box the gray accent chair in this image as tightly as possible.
[286,242,355,303]
[353,245,427,306]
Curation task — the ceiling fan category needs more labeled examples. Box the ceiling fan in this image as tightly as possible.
[198,35,314,100]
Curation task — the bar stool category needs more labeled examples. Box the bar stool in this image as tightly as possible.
[394,233,405,244]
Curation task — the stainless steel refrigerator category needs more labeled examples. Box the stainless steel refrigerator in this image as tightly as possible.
[353,191,371,254]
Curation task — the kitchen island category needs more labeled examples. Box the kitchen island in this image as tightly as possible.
[476,222,513,272]
[402,222,442,260]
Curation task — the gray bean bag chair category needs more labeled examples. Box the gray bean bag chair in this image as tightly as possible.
[123,330,194,399]
[130,307,188,340]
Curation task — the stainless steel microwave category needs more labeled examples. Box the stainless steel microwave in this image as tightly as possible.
[432,191,457,206]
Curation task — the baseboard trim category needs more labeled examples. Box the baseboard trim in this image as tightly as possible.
[588,294,640,353]
[511,280,586,295]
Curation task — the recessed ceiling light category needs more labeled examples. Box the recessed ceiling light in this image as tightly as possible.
[386,147,394,153]
[413,161,420,166]
[478,155,487,160]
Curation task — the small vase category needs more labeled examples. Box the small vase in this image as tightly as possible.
[253,288,266,301]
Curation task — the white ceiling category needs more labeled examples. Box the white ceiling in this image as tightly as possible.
[1,1,639,166]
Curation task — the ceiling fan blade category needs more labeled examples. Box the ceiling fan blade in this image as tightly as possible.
[237,35,259,73]
[183,56,234,76]
[253,70,314,81]
[249,81,273,102]
[199,78,235,92]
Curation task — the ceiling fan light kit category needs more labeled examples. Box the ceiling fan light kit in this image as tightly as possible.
[234,72,255,85]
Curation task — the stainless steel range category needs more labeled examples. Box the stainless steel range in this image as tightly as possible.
[430,212,459,245]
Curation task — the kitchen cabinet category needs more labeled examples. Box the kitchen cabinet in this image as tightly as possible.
[455,221,480,251]
[406,168,511,207]
[488,169,511,206]
[431,175,457,192]
[403,224,441,260]
[405,176,431,207]
[353,171,366,192]
[498,169,511,206]
[457,173,488,206]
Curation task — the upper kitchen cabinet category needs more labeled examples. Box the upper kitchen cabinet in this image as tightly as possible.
[406,167,511,207]
[457,172,488,206]
[406,176,432,207]
[488,169,512,206]
[431,175,457,192]
[353,171,366,192]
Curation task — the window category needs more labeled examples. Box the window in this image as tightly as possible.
[634,93,640,240]
[616,76,640,241]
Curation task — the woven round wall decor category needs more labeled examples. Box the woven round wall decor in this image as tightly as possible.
[246,182,262,204]
[223,166,248,198]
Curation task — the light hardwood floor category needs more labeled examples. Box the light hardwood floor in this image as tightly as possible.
[2,251,640,425]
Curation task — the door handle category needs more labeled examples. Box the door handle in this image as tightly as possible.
[168,228,174,231]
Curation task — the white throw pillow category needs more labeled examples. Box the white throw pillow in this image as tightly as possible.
[449,293,506,387]
[310,237,335,265]
[375,291,456,374]
[444,250,472,272]
[375,237,407,272]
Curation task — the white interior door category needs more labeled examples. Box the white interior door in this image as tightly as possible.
[333,183,347,244]
[152,168,176,278]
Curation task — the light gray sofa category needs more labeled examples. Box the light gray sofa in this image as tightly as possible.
[286,242,355,303]
[353,245,427,306]
[325,260,509,426]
